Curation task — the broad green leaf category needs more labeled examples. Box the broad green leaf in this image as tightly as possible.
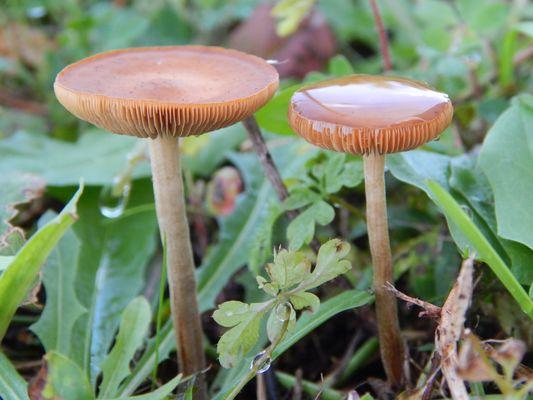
[0,185,83,341]
[414,0,457,28]
[31,227,86,359]
[300,239,351,289]
[0,256,13,272]
[214,289,373,399]
[63,183,157,382]
[43,352,94,400]
[327,55,354,76]
[255,84,302,135]
[479,95,533,250]
[0,351,29,400]
[284,188,320,210]
[0,172,45,246]
[0,130,148,186]
[427,180,533,318]
[99,297,152,399]
[101,375,180,400]
[387,149,451,196]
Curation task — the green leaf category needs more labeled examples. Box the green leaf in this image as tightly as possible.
[197,144,316,310]
[265,249,311,290]
[414,0,457,28]
[213,301,255,328]
[284,188,320,210]
[31,227,86,359]
[327,55,354,76]
[427,180,533,318]
[101,375,181,400]
[0,351,29,400]
[272,0,315,36]
[387,149,451,196]
[479,95,533,250]
[255,84,302,135]
[289,291,320,312]
[216,303,271,368]
[99,297,152,399]
[266,304,296,342]
[300,239,351,290]
[43,352,94,400]
[0,256,14,273]
[287,200,335,250]
[214,289,373,399]
[0,185,83,341]
[0,130,148,186]
[514,22,533,38]
[65,183,157,382]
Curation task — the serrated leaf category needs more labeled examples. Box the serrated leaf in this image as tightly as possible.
[43,352,94,400]
[99,296,152,399]
[265,249,311,289]
[300,239,351,289]
[0,185,83,341]
[287,201,335,250]
[0,351,29,400]
[214,290,373,399]
[31,227,86,359]
[289,291,320,312]
[217,303,270,368]
[283,188,320,210]
[213,301,253,328]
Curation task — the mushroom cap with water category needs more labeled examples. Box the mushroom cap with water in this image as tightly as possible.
[54,46,279,138]
[288,75,453,155]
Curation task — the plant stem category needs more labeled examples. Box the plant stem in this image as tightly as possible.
[148,136,207,400]
[369,0,392,71]
[276,371,344,400]
[363,153,405,387]
[242,116,298,220]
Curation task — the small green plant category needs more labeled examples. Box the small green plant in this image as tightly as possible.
[214,238,352,369]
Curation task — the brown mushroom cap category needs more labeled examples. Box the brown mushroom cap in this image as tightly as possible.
[54,46,279,138]
[288,75,453,154]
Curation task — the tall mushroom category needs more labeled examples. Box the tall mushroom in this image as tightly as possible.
[54,46,278,397]
[288,74,453,387]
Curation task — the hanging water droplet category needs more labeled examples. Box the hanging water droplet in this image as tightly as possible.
[99,178,131,218]
[250,351,271,374]
[275,302,292,322]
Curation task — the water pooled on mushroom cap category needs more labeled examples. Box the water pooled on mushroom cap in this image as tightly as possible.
[289,75,453,155]
[54,46,279,138]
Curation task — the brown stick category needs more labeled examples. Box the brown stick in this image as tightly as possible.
[243,116,298,220]
[369,0,392,72]
[148,136,207,400]
[363,153,405,387]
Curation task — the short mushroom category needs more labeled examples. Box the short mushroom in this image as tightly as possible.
[288,74,453,386]
[54,46,278,397]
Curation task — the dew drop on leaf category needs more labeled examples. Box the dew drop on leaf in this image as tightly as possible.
[275,302,292,322]
[99,178,131,218]
[250,350,271,374]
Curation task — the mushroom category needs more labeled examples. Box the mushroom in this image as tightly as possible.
[54,46,278,396]
[288,74,453,386]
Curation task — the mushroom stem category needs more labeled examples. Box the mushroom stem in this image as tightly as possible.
[363,152,405,387]
[148,136,207,399]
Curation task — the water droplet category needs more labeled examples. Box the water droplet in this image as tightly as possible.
[433,135,441,142]
[225,311,233,317]
[275,302,292,322]
[250,351,271,374]
[99,178,131,218]
[27,6,46,19]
